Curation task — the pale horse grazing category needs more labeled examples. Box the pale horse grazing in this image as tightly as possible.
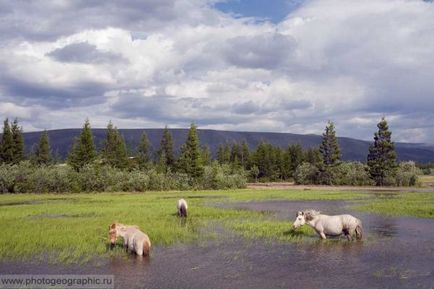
[293,210,363,241]
[108,223,151,256]
[177,199,188,217]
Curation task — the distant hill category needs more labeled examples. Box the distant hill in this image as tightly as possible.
[21,128,434,163]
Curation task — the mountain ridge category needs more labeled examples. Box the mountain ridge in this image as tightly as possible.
[21,128,434,163]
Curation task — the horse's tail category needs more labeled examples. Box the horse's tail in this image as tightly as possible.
[142,239,151,256]
[179,204,188,218]
[355,221,363,240]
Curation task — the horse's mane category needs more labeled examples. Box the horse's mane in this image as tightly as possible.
[304,209,321,221]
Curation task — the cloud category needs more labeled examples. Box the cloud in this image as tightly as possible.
[1,0,434,143]
[47,42,126,64]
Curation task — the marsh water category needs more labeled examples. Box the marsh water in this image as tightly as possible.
[1,200,433,289]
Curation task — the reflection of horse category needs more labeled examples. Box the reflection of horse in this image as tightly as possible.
[177,199,188,218]
[293,210,363,241]
[109,223,151,256]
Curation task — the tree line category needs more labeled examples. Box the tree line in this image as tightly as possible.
[0,117,421,188]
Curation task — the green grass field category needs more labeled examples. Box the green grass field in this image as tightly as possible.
[0,189,432,263]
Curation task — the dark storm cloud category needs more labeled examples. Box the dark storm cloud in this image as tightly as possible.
[47,42,127,64]
[0,75,108,108]
[0,0,201,42]
[110,93,245,126]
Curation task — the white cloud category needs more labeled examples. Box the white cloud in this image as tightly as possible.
[0,0,434,143]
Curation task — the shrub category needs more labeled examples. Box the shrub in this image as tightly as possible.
[294,162,319,185]
[202,162,247,189]
[332,162,373,186]
[395,161,420,187]
[0,161,248,193]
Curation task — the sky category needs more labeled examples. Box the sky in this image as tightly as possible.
[1,0,434,143]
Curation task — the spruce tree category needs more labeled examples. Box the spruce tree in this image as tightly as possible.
[230,143,242,168]
[177,123,203,178]
[102,121,128,169]
[11,118,24,164]
[304,148,323,167]
[67,119,96,171]
[367,117,397,186]
[34,130,51,165]
[158,126,175,172]
[240,141,250,169]
[0,118,14,164]
[201,145,212,166]
[319,121,341,167]
[137,132,151,169]
[287,144,304,177]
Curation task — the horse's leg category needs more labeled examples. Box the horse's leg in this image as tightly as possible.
[342,228,351,241]
[319,230,327,240]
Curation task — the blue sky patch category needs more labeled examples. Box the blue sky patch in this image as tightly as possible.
[214,0,304,23]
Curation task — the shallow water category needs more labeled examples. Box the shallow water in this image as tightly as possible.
[1,200,433,289]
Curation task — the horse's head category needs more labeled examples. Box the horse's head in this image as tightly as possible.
[293,211,306,228]
[108,223,127,245]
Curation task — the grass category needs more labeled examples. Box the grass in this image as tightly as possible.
[0,188,432,263]
[353,192,434,218]
[418,175,434,187]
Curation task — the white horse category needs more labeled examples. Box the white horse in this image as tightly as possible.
[108,223,151,256]
[293,210,363,241]
[177,199,188,217]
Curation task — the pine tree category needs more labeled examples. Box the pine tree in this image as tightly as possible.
[11,118,24,163]
[201,145,212,166]
[0,118,14,164]
[287,144,304,177]
[304,148,323,167]
[367,117,397,186]
[158,126,175,173]
[102,121,128,169]
[177,123,203,178]
[230,143,242,168]
[319,121,341,167]
[217,144,231,164]
[67,119,96,171]
[34,130,51,165]
[240,141,250,169]
[137,132,151,169]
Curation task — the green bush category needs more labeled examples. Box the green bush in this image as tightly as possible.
[395,161,420,187]
[0,161,247,193]
[202,162,247,189]
[294,162,319,185]
[332,162,373,186]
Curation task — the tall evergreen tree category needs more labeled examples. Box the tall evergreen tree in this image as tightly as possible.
[201,145,212,166]
[217,144,231,164]
[158,126,175,172]
[177,123,203,178]
[304,148,323,167]
[287,144,304,177]
[67,119,96,170]
[230,142,242,168]
[240,141,250,169]
[367,117,397,186]
[137,132,151,169]
[319,121,341,167]
[11,118,24,163]
[34,130,51,165]
[0,118,14,164]
[102,121,128,169]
